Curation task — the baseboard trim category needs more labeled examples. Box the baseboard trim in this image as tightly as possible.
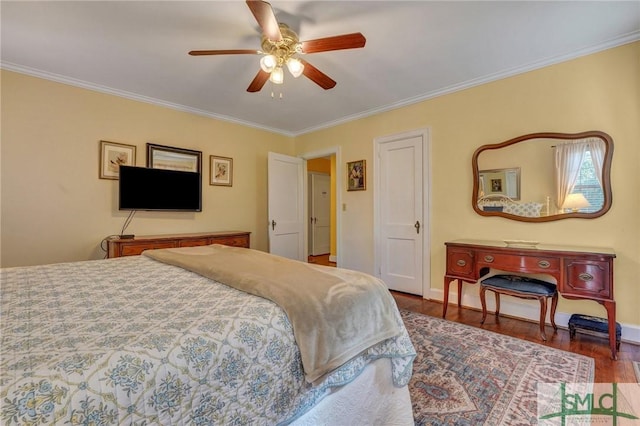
[427,288,640,345]
[329,255,337,263]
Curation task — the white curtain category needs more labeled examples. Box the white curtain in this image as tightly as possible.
[587,137,606,187]
[554,141,589,209]
[478,174,486,197]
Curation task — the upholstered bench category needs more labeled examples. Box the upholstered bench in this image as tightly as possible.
[568,314,621,350]
[480,274,558,341]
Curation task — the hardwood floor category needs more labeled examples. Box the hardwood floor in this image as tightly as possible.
[306,254,638,382]
[308,254,336,267]
[392,291,639,383]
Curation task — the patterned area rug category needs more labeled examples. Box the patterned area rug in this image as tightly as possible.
[634,361,640,383]
[400,310,595,425]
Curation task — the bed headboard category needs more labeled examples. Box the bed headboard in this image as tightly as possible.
[477,194,542,217]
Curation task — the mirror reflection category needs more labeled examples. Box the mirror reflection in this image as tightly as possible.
[478,167,521,200]
[472,131,613,222]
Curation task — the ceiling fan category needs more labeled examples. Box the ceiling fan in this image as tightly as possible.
[189,0,366,93]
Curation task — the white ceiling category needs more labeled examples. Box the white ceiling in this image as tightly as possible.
[2,1,639,136]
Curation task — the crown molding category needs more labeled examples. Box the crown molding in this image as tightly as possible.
[0,61,296,137]
[3,31,637,138]
[294,32,640,136]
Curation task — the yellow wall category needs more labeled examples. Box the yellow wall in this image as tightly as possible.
[1,71,293,266]
[295,42,640,325]
[1,42,638,327]
[307,158,330,173]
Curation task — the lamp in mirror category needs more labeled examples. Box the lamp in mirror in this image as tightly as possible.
[562,193,590,213]
[472,131,613,222]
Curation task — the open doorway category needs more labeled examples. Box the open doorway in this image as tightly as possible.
[300,147,342,268]
[308,159,335,267]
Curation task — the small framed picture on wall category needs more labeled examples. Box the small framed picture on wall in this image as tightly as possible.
[347,160,366,191]
[210,155,233,186]
[146,143,202,173]
[99,140,136,180]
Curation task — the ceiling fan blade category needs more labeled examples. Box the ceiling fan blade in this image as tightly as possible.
[247,69,270,92]
[300,59,336,90]
[246,0,282,41]
[189,49,260,56]
[300,33,366,54]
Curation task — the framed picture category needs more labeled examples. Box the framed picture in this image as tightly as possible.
[147,143,202,173]
[479,167,520,200]
[99,140,136,180]
[210,155,233,186]
[347,160,366,191]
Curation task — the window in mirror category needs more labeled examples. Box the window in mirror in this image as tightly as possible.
[564,151,603,213]
[555,136,606,215]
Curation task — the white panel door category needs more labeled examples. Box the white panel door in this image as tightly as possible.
[310,173,331,255]
[377,134,425,295]
[268,152,305,261]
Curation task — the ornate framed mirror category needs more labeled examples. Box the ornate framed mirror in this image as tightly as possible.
[472,131,613,222]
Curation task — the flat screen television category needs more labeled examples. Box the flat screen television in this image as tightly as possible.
[119,165,202,211]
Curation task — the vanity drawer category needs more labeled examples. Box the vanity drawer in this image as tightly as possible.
[562,260,611,298]
[209,235,250,248]
[120,241,177,256]
[446,248,475,279]
[178,238,210,247]
[477,252,560,273]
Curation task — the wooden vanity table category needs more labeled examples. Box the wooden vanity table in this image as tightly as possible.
[444,239,618,359]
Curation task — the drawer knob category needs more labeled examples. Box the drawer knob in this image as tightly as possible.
[456,259,467,267]
[483,255,494,263]
[538,260,551,269]
[578,272,594,282]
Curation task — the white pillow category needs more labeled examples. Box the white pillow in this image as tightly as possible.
[503,202,543,217]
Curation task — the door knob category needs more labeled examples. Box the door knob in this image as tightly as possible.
[415,221,421,234]
[271,220,276,230]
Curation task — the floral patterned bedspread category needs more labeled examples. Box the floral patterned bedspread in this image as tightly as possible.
[1,256,415,425]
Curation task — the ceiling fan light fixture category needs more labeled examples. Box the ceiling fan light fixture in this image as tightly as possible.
[190,1,366,93]
[286,57,304,78]
[260,54,277,73]
[269,66,284,84]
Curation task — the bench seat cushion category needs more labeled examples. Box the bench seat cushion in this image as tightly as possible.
[568,314,621,337]
[481,274,556,296]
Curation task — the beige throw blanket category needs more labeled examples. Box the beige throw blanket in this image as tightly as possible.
[144,244,401,383]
